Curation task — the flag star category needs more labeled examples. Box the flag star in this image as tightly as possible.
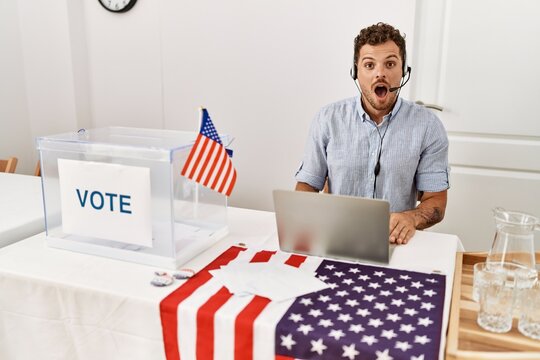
[421,302,435,311]
[325,264,336,270]
[338,313,353,323]
[408,294,421,301]
[308,309,323,318]
[349,324,365,333]
[349,268,360,274]
[334,271,345,277]
[395,286,408,293]
[380,290,392,297]
[343,278,354,285]
[346,299,360,307]
[386,313,402,322]
[395,341,412,352]
[297,324,314,335]
[310,338,327,355]
[423,289,436,297]
[391,298,405,307]
[384,277,396,284]
[426,278,438,283]
[404,308,419,316]
[318,319,334,328]
[318,275,329,281]
[380,329,398,339]
[400,274,411,280]
[411,281,424,289]
[328,303,342,312]
[361,335,378,346]
[329,329,346,340]
[327,282,338,289]
[353,286,365,293]
[400,324,416,333]
[363,294,376,302]
[356,308,371,317]
[418,317,434,327]
[374,302,389,311]
[280,334,296,350]
[375,348,393,360]
[368,282,381,289]
[374,271,386,277]
[337,290,350,297]
[368,318,384,328]
[342,343,360,360]
[300,298,313,306]
[411,355,425,360]
[318,295,331,303]
[359,275,371,281]
[289,313,304,323]
[415,335,431,345]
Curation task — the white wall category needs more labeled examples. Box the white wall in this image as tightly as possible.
[0,0,416,211]
[0,0,33,174]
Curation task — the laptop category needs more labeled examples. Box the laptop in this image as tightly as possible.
[272,190,391,265]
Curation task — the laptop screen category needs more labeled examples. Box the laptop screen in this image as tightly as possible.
[273,190,390,264]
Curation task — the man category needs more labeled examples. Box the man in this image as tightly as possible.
[295,23,449,245]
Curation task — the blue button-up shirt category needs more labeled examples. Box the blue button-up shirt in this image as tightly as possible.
[295,96,449,212]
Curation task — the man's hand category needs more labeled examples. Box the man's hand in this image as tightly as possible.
[389,212,416,244]
[389,190,447,245]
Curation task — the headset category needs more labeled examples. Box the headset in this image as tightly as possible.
[350,38,411,92]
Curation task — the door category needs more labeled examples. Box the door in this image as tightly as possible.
[410,0,540,251]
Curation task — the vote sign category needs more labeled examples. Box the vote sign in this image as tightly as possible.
[58,159,153,247]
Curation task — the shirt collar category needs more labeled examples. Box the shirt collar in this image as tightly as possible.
[355,96,403,124]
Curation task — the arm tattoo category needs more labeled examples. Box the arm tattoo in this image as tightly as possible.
[414,207,443,229]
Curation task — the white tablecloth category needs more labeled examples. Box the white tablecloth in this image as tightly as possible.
[0,173,45,248]
[0,207,462,360]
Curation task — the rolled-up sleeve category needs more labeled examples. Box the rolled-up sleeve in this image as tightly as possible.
[415,117,450,192]
[295,109,329,191]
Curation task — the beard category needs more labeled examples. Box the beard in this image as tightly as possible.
[362,89,396,113]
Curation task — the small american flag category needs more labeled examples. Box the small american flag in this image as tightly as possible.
[181,108,237,196]
[159,247,445,360]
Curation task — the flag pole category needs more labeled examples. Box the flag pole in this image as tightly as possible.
[194,106,204,219]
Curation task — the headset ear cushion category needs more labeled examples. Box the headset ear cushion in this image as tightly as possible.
[350,64,357,80]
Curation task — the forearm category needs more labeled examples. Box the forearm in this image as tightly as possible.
[403,191,447,230]
[295,182,319,192]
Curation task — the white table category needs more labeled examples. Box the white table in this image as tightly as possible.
[0,207,462,360]
[0,173,45,248]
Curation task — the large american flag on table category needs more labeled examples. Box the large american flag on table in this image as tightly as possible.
[160,246,445,360]
[181,108,237,197]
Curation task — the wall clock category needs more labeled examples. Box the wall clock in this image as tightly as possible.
[98,0,137,13]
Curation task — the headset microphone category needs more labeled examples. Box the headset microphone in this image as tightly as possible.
[388,66,412,92]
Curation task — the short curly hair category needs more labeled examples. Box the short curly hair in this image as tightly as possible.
[354,22,406,73]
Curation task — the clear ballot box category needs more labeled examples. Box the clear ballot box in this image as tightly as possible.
[36,127,229,269]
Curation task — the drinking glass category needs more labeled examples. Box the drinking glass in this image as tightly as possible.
[476,269,513,333]
[518,280,540,340]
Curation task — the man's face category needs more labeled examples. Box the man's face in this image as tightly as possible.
[356,41,403,115]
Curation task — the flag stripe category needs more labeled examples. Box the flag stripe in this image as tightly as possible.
[160,246,246,360]
[210,150,228,189]
[193,250,276,360]
[188,136,210,179]
[198,142,219,185]
[181,133,203,177]
[224,169,237,197]
[235,297,272,360]
[234,253,307,360]
[203,147,225,187]
[196,287,233,360]
[196,140,217,183]
[218,159,233,194]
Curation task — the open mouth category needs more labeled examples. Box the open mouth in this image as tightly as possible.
[374,85,388,98]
